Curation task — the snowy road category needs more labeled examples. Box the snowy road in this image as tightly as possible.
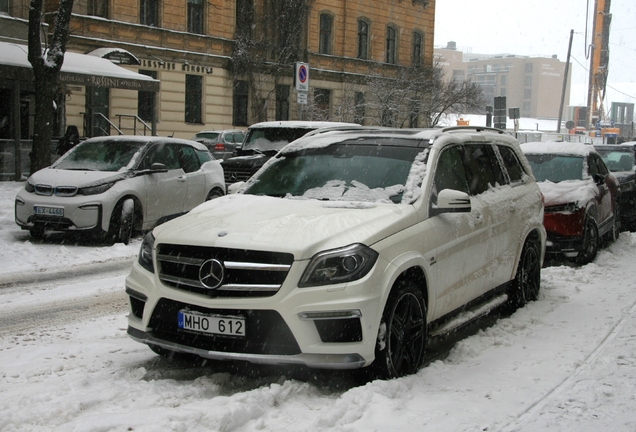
[1,183,636,431]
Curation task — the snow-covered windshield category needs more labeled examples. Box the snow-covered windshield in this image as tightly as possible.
[594,148,635,172]
[243,141,428,204]
[524,154,585,182]
[53,140,145,172]
[243,127,314,152]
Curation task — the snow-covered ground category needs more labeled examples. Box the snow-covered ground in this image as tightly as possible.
[1,180,636,431]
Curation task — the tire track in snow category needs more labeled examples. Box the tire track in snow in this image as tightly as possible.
[498,297,636,431]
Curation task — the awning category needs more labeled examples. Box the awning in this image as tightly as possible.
[0,41,159,92]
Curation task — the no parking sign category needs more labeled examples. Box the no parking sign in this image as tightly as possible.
[295,62,309,92]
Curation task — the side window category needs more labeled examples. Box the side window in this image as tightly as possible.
[462,144,501,195]
[498,145,526,183]
[143,143,180,170]
[179,145,201,173]
[592,154,609,175]
[197,149,212,164]
[433,146,470,200]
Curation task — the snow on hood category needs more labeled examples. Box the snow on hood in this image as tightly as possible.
[27,168,127,187]
[153,194,418,260]
[537,179,598,207]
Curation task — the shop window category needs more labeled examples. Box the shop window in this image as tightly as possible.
[185,75,202,124]
[233,80,248,126]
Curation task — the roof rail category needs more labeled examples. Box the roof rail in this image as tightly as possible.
[441,126,507,134]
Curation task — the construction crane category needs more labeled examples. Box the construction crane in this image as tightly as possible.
[586,0,612,130]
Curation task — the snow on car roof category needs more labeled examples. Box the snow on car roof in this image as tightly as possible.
[82,135,209,151]
[521,141,596,156]
[247,121,359,129]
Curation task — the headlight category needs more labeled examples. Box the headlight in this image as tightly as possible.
[299,243,379,287]
[138,231,155,273]
[545,202,579,214]
[78,182,115,196]
[24,182,35,193]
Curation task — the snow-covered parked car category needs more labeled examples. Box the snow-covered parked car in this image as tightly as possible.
[594,142,636,231]
[522,141,620,264]
[15,136,225,244]
[125,126,546,378]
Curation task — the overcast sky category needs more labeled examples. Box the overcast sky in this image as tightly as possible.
[434,0,636,109]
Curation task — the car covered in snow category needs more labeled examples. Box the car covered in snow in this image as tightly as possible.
[125,126,546,378]
[15,136,225,244]
[220,121,359,186]
[522,141,620,264]
[191,129,245,161]
[594,142,636,230]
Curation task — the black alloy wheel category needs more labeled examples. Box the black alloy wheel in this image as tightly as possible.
[574,216,599,265]
[508,240,541,310]
[373,279,427,379]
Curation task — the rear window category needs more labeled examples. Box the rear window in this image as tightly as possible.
[595,148,634,172]
[243,127,315,152]
[525,154,584,182]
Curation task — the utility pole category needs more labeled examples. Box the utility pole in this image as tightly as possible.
[557,29,574,133]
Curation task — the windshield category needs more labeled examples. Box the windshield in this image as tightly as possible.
[243,142,427,204]
[525,154,585,182]
[242,127,315,152]
[53,140,145,172]
[595,149,635,172]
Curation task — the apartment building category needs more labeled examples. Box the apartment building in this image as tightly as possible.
[435,41,570,119]
[1,0,435,143]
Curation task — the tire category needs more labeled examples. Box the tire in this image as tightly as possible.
[29,226,45,240]
[574,216,599,265]
[372,279,427,379]
[507,240,541,310]
[206,188,224,201]
[107,199,134,245]
[603,203,620,244]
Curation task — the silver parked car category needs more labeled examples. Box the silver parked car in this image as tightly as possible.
[191,130,245,161]
[15,136,225,244]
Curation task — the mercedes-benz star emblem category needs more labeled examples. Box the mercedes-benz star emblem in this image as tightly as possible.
[229,172,238,182]
[199,259,225,289]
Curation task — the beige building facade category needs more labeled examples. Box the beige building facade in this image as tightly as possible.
[1,0,435,143]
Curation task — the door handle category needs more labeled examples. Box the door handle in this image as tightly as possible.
[177,176,187,182]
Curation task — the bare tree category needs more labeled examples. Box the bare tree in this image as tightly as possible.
[27,0,74,174]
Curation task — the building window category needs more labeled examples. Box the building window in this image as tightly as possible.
[236,0,253,39]
[412,31,423,67]
[354,92,365,124]
[357,20,369,60]
[525,63,533,73]
[140,0,158,27]
[524,75,532,87]
[409,102,420,128]
[233,80,248,126]
[275,85,290,121]
[452,70,465,82]
[524,88,532,99]
[386,26,397,64]
[314,88,331,119]
[138,70,157,123]
[523,101,531,112]
[88,0,108,18]
[500,88,506,97]
[187,0,203,34]
[500,75,507,86]
[319,13,333,55]
[185,75,202,124]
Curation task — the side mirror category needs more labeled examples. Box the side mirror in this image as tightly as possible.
[592,173,605,185]
[149,163,169,173]
[226,181,245,194]
[430,189,471,216]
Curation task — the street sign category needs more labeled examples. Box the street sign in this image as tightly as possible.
[297,92,307,105]
[295,62,309,92]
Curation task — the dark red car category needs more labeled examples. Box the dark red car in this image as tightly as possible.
[522,142,620,264]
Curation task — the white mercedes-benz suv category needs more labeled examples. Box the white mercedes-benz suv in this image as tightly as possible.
[125,126,545,378]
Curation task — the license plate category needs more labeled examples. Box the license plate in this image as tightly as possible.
[34,206,64,217]
[177,310,245,337]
